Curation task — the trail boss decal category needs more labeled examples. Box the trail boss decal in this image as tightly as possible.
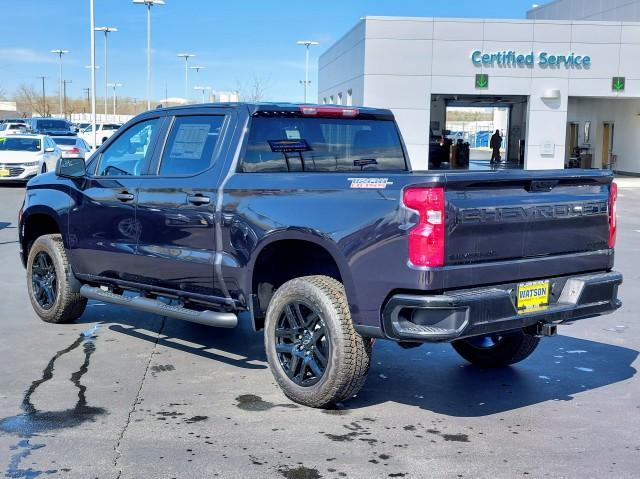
[348,177,393,189]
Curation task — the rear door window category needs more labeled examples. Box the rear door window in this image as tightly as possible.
[158,115,225,176]
[241,116,407,172]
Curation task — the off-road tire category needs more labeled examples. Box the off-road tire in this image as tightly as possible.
[265,275,372,408]
[26,234,87,323]
[452,329,540,367]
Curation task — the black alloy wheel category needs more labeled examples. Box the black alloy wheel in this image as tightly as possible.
[275,301,330,387]
[31,251,58,310]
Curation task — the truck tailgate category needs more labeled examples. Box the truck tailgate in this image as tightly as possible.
[443,170,613,266]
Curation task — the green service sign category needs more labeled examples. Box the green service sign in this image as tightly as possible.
[612,77,625,92]
[475,74,489,89]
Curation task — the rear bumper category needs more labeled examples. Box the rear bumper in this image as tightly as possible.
[378,271,622,342]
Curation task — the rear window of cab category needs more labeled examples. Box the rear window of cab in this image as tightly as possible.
[240,115,407,173]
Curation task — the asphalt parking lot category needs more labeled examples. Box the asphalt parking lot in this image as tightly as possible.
[0,183,638,479]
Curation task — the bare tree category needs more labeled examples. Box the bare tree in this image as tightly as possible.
[236,74,271,102]
[14,83,52,116]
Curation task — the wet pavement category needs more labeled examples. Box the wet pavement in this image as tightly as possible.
[0,183,639,478]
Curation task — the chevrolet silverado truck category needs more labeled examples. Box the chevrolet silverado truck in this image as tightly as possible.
[18,103,622,408]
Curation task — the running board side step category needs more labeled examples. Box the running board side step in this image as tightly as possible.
[80,285,238,328]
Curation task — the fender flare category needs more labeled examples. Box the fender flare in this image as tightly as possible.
[247,228,359,314]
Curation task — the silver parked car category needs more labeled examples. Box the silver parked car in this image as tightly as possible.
[51,136,92,160]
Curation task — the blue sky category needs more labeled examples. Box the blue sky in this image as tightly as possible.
[1,0,540,103]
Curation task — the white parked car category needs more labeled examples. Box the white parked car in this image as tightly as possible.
[0,135,61,182]
[81,123,122,147]
[0,122,28,135]
[51,136,92,160]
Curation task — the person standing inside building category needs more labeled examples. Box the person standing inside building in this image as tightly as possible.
[490,129,502,164]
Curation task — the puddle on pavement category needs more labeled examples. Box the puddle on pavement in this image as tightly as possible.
[0,325,106,477]
[235,394,299,412]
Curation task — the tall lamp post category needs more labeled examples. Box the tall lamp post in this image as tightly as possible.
[133,0,165,111]
[177,53,195,101]
[296,40,319,103]
[50,49,70,116]
[108,82,123,117]
[94,26,118,119]
[193,85,211,104]
[89,0,97,149]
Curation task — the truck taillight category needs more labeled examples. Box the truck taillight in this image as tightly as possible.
[403,187,445,267]
[299,106,359,118]
[609,181,618,248]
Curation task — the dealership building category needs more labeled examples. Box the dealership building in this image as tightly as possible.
[318,0,640,173]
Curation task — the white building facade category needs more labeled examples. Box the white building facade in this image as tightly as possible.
[527,0,640,21]
[319,16,640,173]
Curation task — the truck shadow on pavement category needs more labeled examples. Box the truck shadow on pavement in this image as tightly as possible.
[77,303,636,416]
[77,302,267,370]
[351,335,638,417]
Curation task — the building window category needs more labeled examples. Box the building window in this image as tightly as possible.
[330,95,334,104]
[347,89,353,106]
[322,97,327,105]
[337,92,343,105]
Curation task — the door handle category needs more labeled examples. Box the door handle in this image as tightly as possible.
[116,192,135,202]
[187,194,211,205]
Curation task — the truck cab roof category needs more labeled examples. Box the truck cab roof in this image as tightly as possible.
[150,102,395,119]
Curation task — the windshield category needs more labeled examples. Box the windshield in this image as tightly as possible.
[241,116,407,172]
[36,119,69,130]
[52,138,77,146]
[0,137,41,152]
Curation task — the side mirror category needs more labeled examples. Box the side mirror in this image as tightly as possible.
[56,157,86,178]
[44,147,55,153]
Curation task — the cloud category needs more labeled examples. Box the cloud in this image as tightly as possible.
[0,48,59,64]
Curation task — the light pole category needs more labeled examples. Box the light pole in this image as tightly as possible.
[108,82,123,117]
[194,85,211,104]
[94,26,118,119]
[83,87,91,112]
[84,64,100,118]
[296,40,319,103]
[51,49,69,116]
[89,0,97,149]
[62,80,72,119]
[177,53,195,101]
[133,0,165,111]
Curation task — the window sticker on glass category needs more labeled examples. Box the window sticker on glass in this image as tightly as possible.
[169,123,211,160]
[268,139,311,153]
[353,158,378,168]
[285,129,301,140]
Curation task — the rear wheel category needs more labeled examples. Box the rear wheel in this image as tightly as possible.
[265,275,372,408]
[452,329,540,367]
[26,234,87,324]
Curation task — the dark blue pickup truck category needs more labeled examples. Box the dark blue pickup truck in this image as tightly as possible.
[18,103,622,407]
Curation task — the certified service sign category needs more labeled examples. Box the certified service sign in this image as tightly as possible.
[471,50,591,68]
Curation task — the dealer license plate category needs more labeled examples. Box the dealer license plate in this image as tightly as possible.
[517,280,550,314]
[0,168,9,177]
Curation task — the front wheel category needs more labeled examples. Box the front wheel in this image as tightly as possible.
[265,275,372,408]
[452,329,540,367]
[26,234,87,323]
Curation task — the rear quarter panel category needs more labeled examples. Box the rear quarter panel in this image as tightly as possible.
[219,172,438,326]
